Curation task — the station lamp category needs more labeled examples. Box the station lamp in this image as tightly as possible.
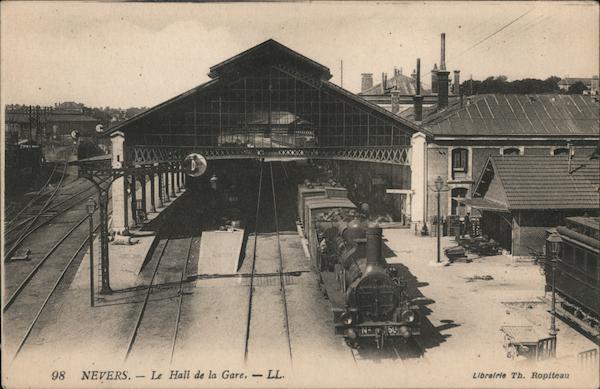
[547,233,562,258]
[434,176,444,191]
[86,197,96,215]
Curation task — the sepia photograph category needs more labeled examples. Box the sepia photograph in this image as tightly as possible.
[1,1,599,388]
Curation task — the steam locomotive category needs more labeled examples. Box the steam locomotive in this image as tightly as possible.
[298,180,420,348]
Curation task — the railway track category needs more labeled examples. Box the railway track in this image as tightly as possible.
[5,162,61,225]
[5,208,104,362]
[243,161,294,364]
[4,168,110,261]
[123,236,196,363]
[4,161,68,259]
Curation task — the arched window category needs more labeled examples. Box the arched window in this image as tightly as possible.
[451,187,469,215]
[552,148,569,156]
[452,148,469,173]
[502,147,521,156]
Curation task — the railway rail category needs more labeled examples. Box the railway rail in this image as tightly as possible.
[10,224,101,362]
[4,161,68,260]
[123,236,196,363]
[3,178,113,312]
[243,161,294,364]
[4,168,111,261]
[5,162,61,225]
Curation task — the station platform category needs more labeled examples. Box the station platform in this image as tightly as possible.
[197,229,245,275]
[70,186,186,291]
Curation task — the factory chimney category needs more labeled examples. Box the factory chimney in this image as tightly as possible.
[431,63,439,94]
[361,73,373,93]
[413,58,423,122]
[437,33,450,110]
[381,72,388,94]
[453,70,461,95]
[366,227,383,267]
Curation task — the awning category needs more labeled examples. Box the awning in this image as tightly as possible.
[459,198,509,212]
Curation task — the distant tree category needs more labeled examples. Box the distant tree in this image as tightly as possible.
[567,81,587,94]
[460,75,561,95]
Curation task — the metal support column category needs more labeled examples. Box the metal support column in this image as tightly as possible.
[164,171,171,202]
[170,168,176,197]
[123,173,129,230]
[140,174,147,220]
[130,175,137,226]
[150,173,157,212]
[158,172,164,207]
[98,187,112,294]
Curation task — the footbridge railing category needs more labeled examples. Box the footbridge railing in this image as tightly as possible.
[126,145,411,166]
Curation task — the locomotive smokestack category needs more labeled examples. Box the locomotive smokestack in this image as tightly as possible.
[366,227,383,267]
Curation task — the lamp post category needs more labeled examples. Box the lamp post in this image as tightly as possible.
[86,197,96,307]
[434,176,444,263]
[547,232,562,337]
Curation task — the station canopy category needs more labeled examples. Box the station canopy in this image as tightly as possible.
[107,39,422,150]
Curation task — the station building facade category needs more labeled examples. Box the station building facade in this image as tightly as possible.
[105,39,432,233]
[399,93,600,239]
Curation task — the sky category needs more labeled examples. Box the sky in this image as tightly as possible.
[1,1,598,108]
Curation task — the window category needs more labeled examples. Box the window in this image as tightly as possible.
[452,148,468,172]
[502,147,522,156]
[585,251,598,276]
[562,244,573,264]
[574,248,585,270]
[451,187,469,215]
[552,148,569,156]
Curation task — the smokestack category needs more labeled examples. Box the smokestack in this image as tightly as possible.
[361,73,373,93]
[440,33,446,71]
[431,63,439,94]
[381,72,388,94]
[437,33,450,110]
[453,70,461,95]
[391,90,400,114]
[366,227,383,267]
[414,58,423,122]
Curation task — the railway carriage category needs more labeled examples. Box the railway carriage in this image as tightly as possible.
[300,185,420,348]
[546,217,600,332]
[298,180,348,231]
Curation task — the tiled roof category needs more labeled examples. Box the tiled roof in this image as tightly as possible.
[558,78,595,86]
[401,94,599,137]
[478,155,599,210]
[360,73,431,96]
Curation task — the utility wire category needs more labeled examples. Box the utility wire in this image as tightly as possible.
[421,8,535,80]
[455,8,534,59]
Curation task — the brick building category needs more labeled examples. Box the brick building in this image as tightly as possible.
[401,93,600,231]
[5,105,100,145]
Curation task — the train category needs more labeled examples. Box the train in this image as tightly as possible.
[298,180,421,348]
[545,217,600,335]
